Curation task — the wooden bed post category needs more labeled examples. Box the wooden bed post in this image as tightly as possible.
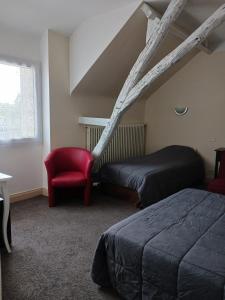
[92,1,225,161]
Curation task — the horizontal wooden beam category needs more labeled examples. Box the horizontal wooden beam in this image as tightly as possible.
[141,3,212,54]
[78,117,110,127]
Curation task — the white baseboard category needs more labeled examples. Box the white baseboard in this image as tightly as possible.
[10,188,45,203]
[42,188,48,197]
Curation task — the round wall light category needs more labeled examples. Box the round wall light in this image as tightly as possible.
[175,107,188,116]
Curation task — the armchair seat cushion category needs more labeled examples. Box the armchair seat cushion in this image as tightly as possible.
[208,178,225,195]
[52,171,87,188]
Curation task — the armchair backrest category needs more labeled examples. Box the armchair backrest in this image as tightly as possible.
[218,151,225,178]
[45,147,94,178]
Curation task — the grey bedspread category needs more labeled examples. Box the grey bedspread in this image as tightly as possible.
[92,189,225,300]
[100,145,204,207]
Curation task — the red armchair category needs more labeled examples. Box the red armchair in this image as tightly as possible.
[208,151,225,195]
[45,147,94,207]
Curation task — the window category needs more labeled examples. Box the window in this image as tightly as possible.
[0,59,41,142]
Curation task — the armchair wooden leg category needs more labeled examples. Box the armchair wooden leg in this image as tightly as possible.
[84,183,92,206]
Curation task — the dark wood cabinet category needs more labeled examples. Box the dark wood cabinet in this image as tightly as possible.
[214,148,225,178]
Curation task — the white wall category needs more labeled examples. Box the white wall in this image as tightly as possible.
[0,27,40,62]
[0,143,43,194]
[69,1,140,94]
[41,31,51,189]
[48,31,81,149]
[145,51,225,179]
[47,30,145,149]
[0,28,43,194]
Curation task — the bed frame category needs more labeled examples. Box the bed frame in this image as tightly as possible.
[101,182,140,207]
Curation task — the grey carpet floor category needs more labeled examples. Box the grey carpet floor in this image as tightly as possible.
[2,190,137,300]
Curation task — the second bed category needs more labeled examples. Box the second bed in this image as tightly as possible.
[100,145,204,207]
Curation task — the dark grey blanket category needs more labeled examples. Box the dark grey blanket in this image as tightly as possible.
[92,189,225,300]
[100,146,204,207]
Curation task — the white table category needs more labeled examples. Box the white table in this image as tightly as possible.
[0,173,12,253]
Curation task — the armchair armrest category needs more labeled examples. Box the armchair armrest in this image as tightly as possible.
[44,154,56,180]
[84,158,94,180]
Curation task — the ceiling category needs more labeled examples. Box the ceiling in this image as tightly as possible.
[1,0,225,47]
[75,9,198,98]
[145,0,225,50]
[0,0,139,36]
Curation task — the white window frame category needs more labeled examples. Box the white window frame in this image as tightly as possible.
[0,55,42,145]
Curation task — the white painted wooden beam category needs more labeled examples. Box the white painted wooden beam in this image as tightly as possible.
[123,3,225,111]
[79,117,110,127]
[142,4,160,44]
[142,3,212,54]
[92,1,225,161]
[141,3,155,19]
[115,0,188,104]
[92,0,187,159]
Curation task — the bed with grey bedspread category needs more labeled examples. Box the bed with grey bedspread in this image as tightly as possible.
[92,189,225,300]
[100,145,204,208]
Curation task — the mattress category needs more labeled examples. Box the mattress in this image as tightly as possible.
[100,145,204,207]
[92,189,225,300]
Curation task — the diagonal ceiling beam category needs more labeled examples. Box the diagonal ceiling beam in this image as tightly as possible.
[141,4,161,44]
[92,0,188,159]
[123,3,225,111]
[92,1,225,161]
[141,3,212,54]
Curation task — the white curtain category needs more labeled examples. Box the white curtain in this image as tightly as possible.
[0,60,38,141]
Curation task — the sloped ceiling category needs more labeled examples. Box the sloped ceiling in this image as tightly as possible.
[73,1,225,100]
[74,8,146,97]
[70,2,140,94]
[145,0,225,51]
[74,7,198,100]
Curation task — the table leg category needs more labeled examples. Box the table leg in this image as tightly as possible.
[1,183,11,253]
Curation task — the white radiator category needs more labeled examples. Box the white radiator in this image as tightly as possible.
[86,123,146,170]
